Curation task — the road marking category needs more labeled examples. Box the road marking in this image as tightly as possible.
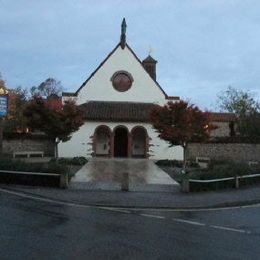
[172,218,205,226]
[0,187,254,234]
[99,207,131,214]
[210,225,251,234]
[140,213,165,219]
[171,217,251,234]
[113,203,260,212]
[0,187,259,214]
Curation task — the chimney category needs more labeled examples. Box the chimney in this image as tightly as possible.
[142,55,157,80]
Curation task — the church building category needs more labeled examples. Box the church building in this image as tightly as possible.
[58,19,183,160]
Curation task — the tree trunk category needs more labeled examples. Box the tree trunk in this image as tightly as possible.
[54,142,58,158]
[54,137,60,158]
[182,144,187,174]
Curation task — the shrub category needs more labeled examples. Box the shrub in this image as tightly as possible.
[71,157,88,165]
[50,156,87,166]
[156,160,183,168]
[0,157,68,175]
[188,161,260,180]
[186,161,260,191]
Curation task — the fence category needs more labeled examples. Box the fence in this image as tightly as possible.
[181,173,260,192]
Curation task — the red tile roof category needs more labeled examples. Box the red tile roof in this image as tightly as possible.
[79,101,154,122]
[209,112,237,122]
[62,92,77,97]
[79,102,237,123]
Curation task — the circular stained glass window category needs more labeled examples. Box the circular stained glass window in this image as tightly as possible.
[111,71,133,92]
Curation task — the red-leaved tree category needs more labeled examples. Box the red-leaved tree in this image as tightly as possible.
[24,97,84,157]
[150,100,216,171]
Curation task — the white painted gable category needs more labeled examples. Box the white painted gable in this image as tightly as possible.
[75,44,167,105]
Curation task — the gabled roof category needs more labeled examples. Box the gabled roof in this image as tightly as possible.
[63,42,179,100]
[79,101,154,122]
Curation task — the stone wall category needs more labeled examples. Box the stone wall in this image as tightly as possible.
[3,138,55,156]
[187,143,260,163]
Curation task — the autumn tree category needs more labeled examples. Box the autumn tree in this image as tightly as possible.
[3,86,28,134]
[150,100,215,172]
[23,97,84,157]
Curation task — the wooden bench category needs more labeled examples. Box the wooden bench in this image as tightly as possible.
[13,151,44,158]
[196,156,210,168]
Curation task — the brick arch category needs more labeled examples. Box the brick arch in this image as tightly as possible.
[131,126,148,158]
[93,125,112,157]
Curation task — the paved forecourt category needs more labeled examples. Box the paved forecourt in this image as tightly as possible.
[70,158,178,191]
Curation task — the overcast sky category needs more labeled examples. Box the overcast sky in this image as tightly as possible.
[1,0,260,110]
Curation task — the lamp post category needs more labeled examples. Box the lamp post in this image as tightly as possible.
[0,86,9,154]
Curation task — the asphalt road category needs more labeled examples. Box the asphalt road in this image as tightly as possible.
[0,190,260,260]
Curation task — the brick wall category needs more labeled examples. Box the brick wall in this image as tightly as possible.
[187,143,260,162]
[3,138,55,156]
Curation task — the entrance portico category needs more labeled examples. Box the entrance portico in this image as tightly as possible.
[93,125,148,158]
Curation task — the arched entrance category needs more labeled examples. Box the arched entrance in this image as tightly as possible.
[94,125,111,157]
[114,127,128,157]
[131,126,147,158]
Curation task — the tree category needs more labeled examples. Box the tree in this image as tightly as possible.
[30,78,63,98]
[238,111,260,141]
[0,74,5,89]
[23,97,84,157]
[3,86,28,134]
[217,86,259,115]
[150,100,215,172]
[217,86,260,141]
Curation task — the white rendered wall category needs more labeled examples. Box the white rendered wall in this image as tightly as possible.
[58,121,184,161]
[75,45,166,105]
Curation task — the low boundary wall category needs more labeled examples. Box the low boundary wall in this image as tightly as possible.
[2,138,54,156]
[187,143,260,163]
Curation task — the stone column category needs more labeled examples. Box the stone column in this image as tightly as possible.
[127,133,132,158]
[110,132,114,157]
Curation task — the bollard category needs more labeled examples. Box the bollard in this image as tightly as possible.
[181,178,190,193]
[121,172,129,192]
[235,175,239,189]
[60,172,69,189]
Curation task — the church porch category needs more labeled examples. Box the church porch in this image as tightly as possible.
[93,125,149,159]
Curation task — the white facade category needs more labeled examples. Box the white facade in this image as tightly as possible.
[59,41,184,160]
[63,45,166,105]
[58,121,183,160]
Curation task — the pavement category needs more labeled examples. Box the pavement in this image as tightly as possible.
[1,184,260,210]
